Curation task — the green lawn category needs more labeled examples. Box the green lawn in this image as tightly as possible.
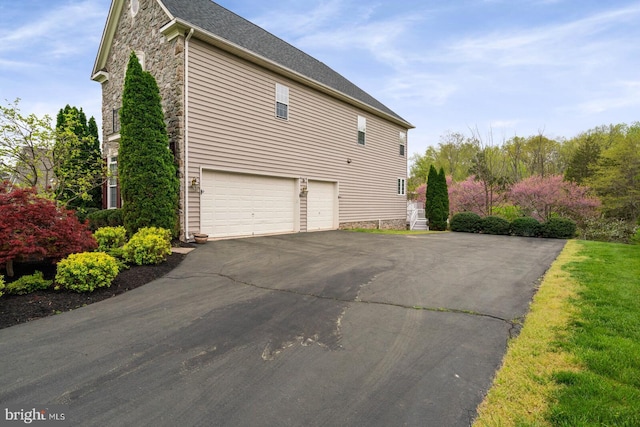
[474,240,640,426]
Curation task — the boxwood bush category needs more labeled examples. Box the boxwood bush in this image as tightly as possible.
[0,275,5,298]
[511,217,542,237]
[480,216,511,235]
[56,252,119,293]
[5,271,52,295]
[541,217,577,239]
[94,226,128,252]
[87,209,124,231]
[122,227,172,265]
[450,212,483,233]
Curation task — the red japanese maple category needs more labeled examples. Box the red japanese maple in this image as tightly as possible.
[0,181,97,276]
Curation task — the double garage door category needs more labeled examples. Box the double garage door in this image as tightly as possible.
[201,171,336,238]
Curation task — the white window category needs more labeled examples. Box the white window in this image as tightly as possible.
[108,156,119,209]
[397,178,406,196]
[130,0,139,17]
[357,116,366,145]
[275,83,289,120]
[399,131,407,156]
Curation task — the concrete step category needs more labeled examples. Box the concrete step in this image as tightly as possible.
[412,219,429,230]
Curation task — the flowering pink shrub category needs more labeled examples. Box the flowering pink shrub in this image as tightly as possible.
[448,176,499,216]
[507,175,600,222]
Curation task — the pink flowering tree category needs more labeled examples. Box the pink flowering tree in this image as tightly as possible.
[507,175,601,222]
[448,176,504,216]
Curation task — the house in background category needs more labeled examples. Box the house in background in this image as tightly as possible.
[92,0,414,241]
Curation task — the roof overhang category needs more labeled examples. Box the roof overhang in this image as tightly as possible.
[160,18,414,129]
[91,0,126,83]
[91,0,413,129]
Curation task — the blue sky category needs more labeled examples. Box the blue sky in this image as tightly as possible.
[1,0,639,162]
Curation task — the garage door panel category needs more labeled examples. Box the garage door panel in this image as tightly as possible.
[308,180,337,231]
[201,171,296,238]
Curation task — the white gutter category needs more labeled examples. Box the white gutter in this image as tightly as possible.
[184,27,195,241]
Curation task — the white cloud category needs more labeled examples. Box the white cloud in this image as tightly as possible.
[253,0,345,36]
[434,3,640,68]
[0,0,105,58]
[380,73,459,106]
[576,81,640,114]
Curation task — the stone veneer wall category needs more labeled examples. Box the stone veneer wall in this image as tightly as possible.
[99,0,186,238]
[339,219,407,231]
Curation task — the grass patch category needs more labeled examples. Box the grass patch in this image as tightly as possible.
[473,240,582,426]
[548,241,640,426]
[345,228,443,235]
[473,240,640,426]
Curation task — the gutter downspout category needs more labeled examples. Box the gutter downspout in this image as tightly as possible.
[184,27,195,241]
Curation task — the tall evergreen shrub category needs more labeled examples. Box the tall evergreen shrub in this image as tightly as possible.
[426,165,449,230]
[55,105,103,211]
[119,52,179,237]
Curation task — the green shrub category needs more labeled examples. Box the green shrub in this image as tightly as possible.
[94,226,127,252]
[578,218,638,244]
[481,216,511,235]
[511,217,542,237]
[632,227,640,245]
[491,205,522,222]
[450,212,483,233]
[75,207,99,224]
[0,275,5,297]
[122,227,172,265]
[5,271,53,295]
[55,252,119,292]
[541,217,577,239]
[87,209,123,231]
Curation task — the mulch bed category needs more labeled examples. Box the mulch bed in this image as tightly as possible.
[0,252,187,330]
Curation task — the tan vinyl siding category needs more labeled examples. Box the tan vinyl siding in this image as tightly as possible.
[187,38,407,233]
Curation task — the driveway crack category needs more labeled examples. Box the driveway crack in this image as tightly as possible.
[214,272,523,337]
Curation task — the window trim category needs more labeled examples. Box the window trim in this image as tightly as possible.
[357,116,366,145]
[399,131,407,156]
[108,156,119,209]
[397,178,406,196]
[275,83,289,120]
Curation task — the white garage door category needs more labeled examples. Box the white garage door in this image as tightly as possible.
[201,171,296,238]
[307,180,337,231]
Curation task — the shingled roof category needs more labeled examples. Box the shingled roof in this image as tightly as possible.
[159,0,412,127]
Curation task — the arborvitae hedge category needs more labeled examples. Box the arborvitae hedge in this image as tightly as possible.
[120,52,179,237]
[450,212,483,233]
[450,213,577,239]
[480,216,511,235]
[511,217,542,237]
[541,217,577,239]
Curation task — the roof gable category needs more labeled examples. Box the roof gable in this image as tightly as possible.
[92,0,413,128]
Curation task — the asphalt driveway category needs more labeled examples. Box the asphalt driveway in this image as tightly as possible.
[0,231,565,426]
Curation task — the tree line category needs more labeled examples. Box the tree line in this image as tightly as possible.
[410,123,640,224]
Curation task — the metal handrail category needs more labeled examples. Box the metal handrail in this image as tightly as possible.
[410,208,419,230]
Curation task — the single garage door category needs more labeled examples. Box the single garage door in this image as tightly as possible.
[307,180,337,231]
[201,171,297,238]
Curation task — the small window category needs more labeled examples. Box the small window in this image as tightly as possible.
[130,0,139,17]
[108,157,119,209]
[112,108,121,133]
[397,178,406,196]
[275,83,289,120]
[357,116,366,145]
[399,131,407,156]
